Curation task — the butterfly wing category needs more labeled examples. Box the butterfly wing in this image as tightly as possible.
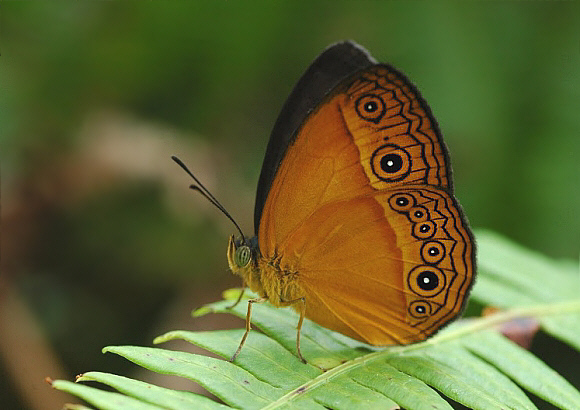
[274,187,474,344]
[256,42,475,345]
[254,41,376,235]
[339,64,452,189]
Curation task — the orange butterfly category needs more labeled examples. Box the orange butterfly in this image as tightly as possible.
[175,41,475,363]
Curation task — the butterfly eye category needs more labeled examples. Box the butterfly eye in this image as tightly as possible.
[371,144,411,182]
[355,94,385,123]
[413,220,436,239]
[409,206,429,223]
[408,266,446,297]
[234,245,252,268]
[365,101,377,111]
[408,300,432,319]
[389,192,415,212]
[396,197,409,207]
[381,154,402,173]
[421,241,445,264]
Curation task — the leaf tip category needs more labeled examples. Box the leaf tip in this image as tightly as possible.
[193,306,212,317]
[153,331,178,344]
[102,346,115,354]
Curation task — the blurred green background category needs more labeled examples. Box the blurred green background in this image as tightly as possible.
[1,2,578,408]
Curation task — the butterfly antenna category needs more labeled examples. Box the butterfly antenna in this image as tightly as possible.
[171,156,246,243]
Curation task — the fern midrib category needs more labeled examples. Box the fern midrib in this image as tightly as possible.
[261,298,580,409]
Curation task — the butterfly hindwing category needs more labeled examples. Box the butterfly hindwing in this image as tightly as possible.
[381,186,475,335]
[268,186,474,345]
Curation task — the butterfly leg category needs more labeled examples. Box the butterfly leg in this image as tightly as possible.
[230,296,267,362]
[279,297,307,364]
[227,285,246,309]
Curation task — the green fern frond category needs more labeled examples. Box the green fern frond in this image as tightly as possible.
[51,230,580,409]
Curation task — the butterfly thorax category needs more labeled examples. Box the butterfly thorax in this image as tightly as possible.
[227,235,305,307]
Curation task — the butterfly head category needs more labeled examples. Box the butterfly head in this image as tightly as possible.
[233,241,252,268]
[227,235,258,278]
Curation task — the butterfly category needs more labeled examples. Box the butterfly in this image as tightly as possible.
[174,40,475,363]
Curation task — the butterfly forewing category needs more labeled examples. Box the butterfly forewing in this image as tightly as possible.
[339,65,451,190]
